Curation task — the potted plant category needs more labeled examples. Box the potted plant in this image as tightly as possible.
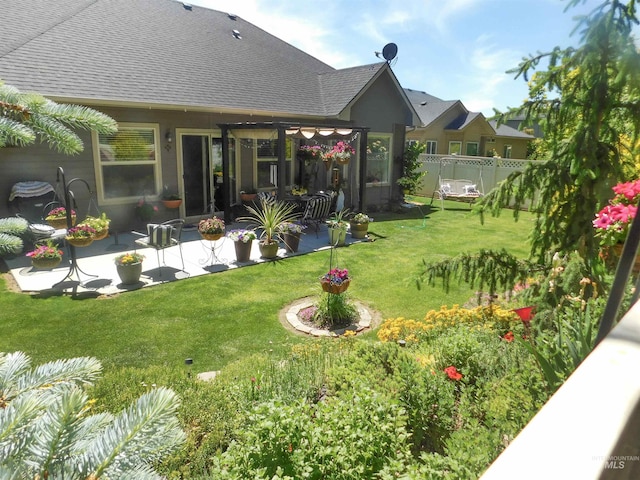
[327,208,350,246]
[278,221,306,253]
[78,212,110,240]
[594,178,640,270]
[324,141,355,165]
[227,229,257,262]
[162,186,182,209]
[238,199,298,258]
[26,239,63,269]
[135,197,158,223]
[349,212,371,239]
[198,216,225,241]
[65,224,96,247]
[320,267,351,294]
[240,189,257,204]
[297,144,323,161]
[45,206,76,229]
[114,252,145,285]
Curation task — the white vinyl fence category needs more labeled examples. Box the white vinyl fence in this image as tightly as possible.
[417,154,533,198]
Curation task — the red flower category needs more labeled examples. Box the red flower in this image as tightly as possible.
[444,366,462,381]
[503,331,515,342]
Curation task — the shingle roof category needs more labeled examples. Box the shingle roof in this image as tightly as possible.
[0,0,388,118]
[319,63,387,116]
[489,121,535,139]
[445,112,483,130]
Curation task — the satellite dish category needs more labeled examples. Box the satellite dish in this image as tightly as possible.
[382,43,398,63]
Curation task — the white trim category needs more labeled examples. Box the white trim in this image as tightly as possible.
[448,141,462,155]
[92,123,162,205]
[365,133,393,186]
[466,141,479,156]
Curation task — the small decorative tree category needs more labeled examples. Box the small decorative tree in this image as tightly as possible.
[397,142,427,195]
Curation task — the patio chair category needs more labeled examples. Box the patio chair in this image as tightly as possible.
[301,192,334,236]
[133,219,187,278]
[9,182,67,243]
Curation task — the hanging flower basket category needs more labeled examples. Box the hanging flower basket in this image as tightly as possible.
[335,154,351,165]
[45,207,76,229]
[31,257,62,269]
[66,236,94,247]
[321,279,350,294]
[65,225,95,247]
[46,216,75,229]
[92,228,109,241]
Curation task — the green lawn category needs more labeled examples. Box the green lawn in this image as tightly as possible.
[0,200,533,372]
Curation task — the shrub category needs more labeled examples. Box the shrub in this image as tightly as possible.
[209,387,412,479]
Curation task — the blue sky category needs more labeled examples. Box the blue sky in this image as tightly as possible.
[190,0,605,115]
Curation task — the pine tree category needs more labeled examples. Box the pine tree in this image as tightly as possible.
[0,352,185,478]
[420,0,640,296]
[483,0,640,265]
[0,80,117,154]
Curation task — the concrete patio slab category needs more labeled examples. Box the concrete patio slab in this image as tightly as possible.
[5,223,368,295]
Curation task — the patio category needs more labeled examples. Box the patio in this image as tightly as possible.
[5,222,360,296]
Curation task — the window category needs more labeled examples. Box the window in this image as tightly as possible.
[448,141,462,155]
[256,138,293,189]
[94,124,161,202]
[425,140,437,154]
[503,144,512,158]
[466,142,479,156]
[366,135,391,183]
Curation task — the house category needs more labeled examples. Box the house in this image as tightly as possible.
[0,0,418,227]
[404,89,534,159]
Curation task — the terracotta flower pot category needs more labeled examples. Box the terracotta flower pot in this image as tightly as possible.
[350,222,368,239]
[162,199,182,209]
[321,279,350,294]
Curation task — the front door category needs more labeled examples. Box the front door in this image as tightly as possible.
[179,132,235,220]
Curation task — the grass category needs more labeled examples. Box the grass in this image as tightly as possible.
[0,199,534,372]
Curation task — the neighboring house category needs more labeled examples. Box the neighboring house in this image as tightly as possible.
[0,0,418,226]
[504,114,544,139]
[404,89,533,159]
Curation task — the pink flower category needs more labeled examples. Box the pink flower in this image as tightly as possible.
[594,181,640,246]
[503,331,515,342]
[612,180,640,201]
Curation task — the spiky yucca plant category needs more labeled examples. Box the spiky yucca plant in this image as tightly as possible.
[0,352,185,478]
[239,199,298,245]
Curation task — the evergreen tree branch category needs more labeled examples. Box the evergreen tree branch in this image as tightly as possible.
[416,249,541,296]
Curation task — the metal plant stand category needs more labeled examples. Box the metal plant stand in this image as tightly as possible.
[52,167,98,289]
